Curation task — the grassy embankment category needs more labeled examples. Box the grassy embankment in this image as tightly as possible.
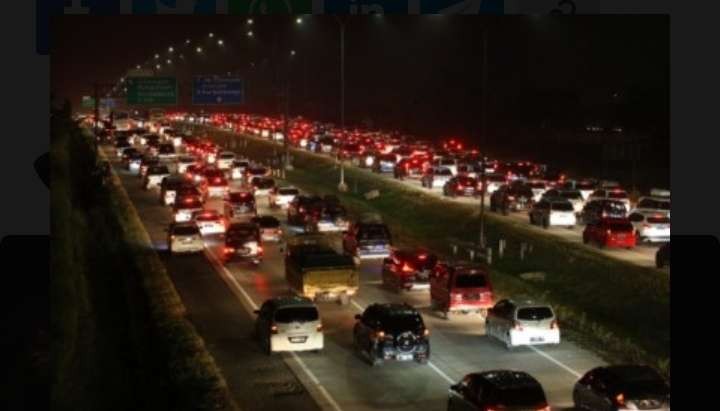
[52,115,239,411]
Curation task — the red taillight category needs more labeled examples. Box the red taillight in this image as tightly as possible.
[224,247,235,254]
[184,198,193,204]
[550,320,558,329]
[257,246,264,254]
[606,229,612,236]
[270,324,278,334]
[402,263,414,273]
[417,254,427,260]
[214,178,221,183]
[536,406,551,411]
[316,324,323,332]
[513,321,524,331]
[614,393,625,407]
[299,207,305,213]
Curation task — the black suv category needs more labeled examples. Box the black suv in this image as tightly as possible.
[352,303,430,366]
[223,223,263,265]
[448,371,549,411]
[490,184,534,214]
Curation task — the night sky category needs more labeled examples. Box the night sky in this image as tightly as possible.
[51,16,668,144]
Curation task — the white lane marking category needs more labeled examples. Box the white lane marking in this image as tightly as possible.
[203,248,344,411]
[528,345,582,378]
[289,352,344,411]
[348,299,456,384]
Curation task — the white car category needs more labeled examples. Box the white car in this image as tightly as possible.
[173,198,203,223]
[269,186,299,209]
[230,160,250,180]
[629,212,670,243]
[564,179,598,201]
[529,199,577,228]
[483,174,507,195]
[543,189,585,214]
[192,210,226,236]
[177,155,198,174]
[485,299,561,349]
[143,165,171,190]
[435,158,458,176]
[273,131,284,142]
[587,188,631,212]
[251,177,275,197]
[216,151,236,170]
[254,297,323,354]
[166,222,204,254]
[157,144,177,162]
[421,167,454,189]
[631,190,670,217]
[526,180,548,203]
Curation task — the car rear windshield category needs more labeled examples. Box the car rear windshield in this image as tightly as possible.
[647,216,670,224]
[528,182,546,189]
[436,168,453,176]
[517,307,554,321]
[359,226,390,240]
[488,385,546,406]
[637,199,670,210]
[227,227,257,239]
[551,202,574,211]
[254,217,280,228]
[609,222,634,232]
[577,182,596,190]
[274,306,319,323]
[279,188,299,196]
[256,179,275,189]
[149,166,169,174]
[561,191,582,200]
[250,168,267,175]
[608,191,628,199]
[379,310,424,332]
[159,145,174,153]
[229,193,253,203]
[454,274,487,288]
[180,156,195,163]
[172,225,199,235]
[457,177,477,186]
[220,153,235,159]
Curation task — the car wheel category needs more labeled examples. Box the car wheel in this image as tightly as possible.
[582,234,589,244]
[656,257,664,269]
[542,218,549,229]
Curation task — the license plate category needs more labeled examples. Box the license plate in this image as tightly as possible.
[289,336,307,344]
[396,353,413,361]
[530,337,544,342]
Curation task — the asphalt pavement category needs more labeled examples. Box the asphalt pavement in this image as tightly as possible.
[105,144,606,411]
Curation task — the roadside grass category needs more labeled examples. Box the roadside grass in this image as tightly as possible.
[195,125,670,377]
[52,116,238,411]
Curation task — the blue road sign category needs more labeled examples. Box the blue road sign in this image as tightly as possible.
[192,77,244,105]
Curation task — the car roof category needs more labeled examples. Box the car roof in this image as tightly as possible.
[170,222,198,229]
[511,300,553,310]
[372,302,418,314]
[601,365,663,381]
[474,370,541,389]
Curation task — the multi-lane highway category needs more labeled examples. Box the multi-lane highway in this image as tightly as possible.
[194,123,661,270]
[104,143,605,411]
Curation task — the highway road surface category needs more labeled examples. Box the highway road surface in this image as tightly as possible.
[104,144,606,411]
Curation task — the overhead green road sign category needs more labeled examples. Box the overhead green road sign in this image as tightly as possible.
[81,95,95,108]
[126,77,177,106]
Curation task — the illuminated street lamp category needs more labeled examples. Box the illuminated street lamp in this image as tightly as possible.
[217,39,224,46]
[290,49,296,57]
[155,53,160,59]
[135,65,141,69]
[166,59,171,64]
[168,46,174,52]
[296,17,303,24]
[156,64,161,69]
[208,32,214,38]
[247,18,253,25]
[185,39,191,44]
[247,30,254,37]
[196,46,203,53]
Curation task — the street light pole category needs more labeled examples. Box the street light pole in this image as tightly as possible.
[283,56,291,179]
[335,17,348,192]
[479,27,489,250]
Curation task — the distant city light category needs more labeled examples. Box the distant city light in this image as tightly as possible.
[209,32,214,38]
[247,30,254,37]
[247,18,254,25]
[154,54,160,59]
[296,17,303,24]
[196,47,203,53]
[217,39,224,46]
[168,46,174,52]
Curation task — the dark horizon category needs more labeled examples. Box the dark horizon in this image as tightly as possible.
[52,16,669,148]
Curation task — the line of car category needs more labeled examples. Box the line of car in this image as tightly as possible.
[105,121,670,411]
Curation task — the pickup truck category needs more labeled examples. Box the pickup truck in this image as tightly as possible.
[285,235,358,305]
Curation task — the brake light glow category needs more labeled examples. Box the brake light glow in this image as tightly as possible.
[184,198,194,204]
[402,263,414,273]
[423,328,430,337]
[224,247,235,253]
[270,324,278,334]
[513,321,524,331]
[257,246,264,254]
[550,320,558,329]
[418,254,427,260]
[536,406,551,411]
[374,330,385,340]
[614,393,625,406]
[316,324,323,332]
[606,229,612,236]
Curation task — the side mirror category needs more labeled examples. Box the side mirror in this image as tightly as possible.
[354,314,362,321]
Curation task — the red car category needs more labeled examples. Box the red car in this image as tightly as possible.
[582,218,637,249]
[394,157,428,180]
[381,248,439,292]
[430,263,494,318]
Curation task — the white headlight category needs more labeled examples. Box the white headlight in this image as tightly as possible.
[365,157,375,167]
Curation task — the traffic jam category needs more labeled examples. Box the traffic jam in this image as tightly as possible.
[100,114,670,411]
